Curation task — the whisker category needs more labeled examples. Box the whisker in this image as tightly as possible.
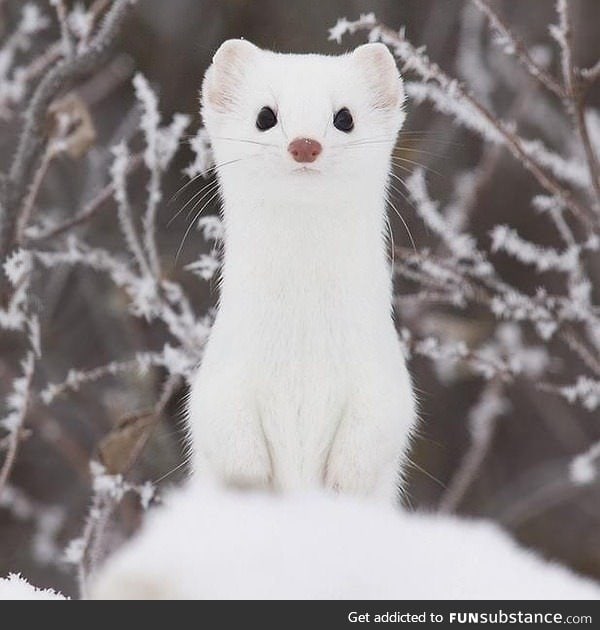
[332,140,456,164]
[391,156,444,179]
[397,130,452,135]
[175,188,222,262]
[397,130,463,143]
[169,157,242,204]
[332,133,463,150]
[385,187,417,253]
[389,171,413,194]
[394,146,449,160]
[169,154,257,226]
[184,180,221,222]
[168,178,220,227]
[331,135,394,148]
[390,171,433,241]
[185,183,222,227]
[387,172,427,235]
[211,136,278,148]
[390,161,414,176]
[384,213,395,271]
[170,173,204,203]
[152,458,190,484]
[404,455,447,489]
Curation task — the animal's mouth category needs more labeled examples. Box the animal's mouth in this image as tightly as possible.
[291,166,321,174]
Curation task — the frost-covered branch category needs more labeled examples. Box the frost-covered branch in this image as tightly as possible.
[0,353,35,497]
[64,461,154,598]
[0,0,215,596]
[439,379,508,513]
[552,0,600,208]
[331,10,600,517]
[26,152,144,243]
[0,0,136,259]
[471,0,565,99]
[329,14,596,230]
[570,440,600,485]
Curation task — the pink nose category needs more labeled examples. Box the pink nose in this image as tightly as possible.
[288,138,322,163]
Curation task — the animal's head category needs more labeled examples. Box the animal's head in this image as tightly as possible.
[201,40,405,188]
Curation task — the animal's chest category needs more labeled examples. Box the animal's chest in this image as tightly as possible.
[253,313,350,388]
[247,308,353,438]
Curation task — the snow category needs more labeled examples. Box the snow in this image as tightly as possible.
[0,4,50,114]
[184,127,213,179]
[327,14,376,45]
[570,440,600,486]
[67,4,93,43]
[0,574,66,601]
[406,169,476,260]
[490,224,580,273]
[558,377,600,412]
[468,384,508,443]
[133,73,190,171]
[3,249,32,286]
[185,254,221,281]
[91,482,600,600]
[63,538,86,565]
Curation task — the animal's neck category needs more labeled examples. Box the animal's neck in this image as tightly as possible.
[216,175,392,316]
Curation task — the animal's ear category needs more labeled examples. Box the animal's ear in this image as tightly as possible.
[203,39,260,112]
[212,39,259,72]
[352,43,404,110]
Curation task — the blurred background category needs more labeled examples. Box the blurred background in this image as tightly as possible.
[1,0,599,598]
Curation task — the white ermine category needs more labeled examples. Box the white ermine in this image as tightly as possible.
[188,40,417,501]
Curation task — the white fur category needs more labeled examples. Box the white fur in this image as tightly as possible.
[91,482,600,600]
[188,40,416,500]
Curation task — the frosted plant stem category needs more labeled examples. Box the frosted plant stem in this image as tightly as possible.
[554,0,600,210]
[339,17,597,230]
[0,0,135,259]
[28,153,144,243]
[438,379,505,513]
[0,354,35,500]
[471,0,565,99]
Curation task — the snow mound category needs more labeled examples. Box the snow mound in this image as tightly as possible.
[0,574,67,600]
[91,482,600,600]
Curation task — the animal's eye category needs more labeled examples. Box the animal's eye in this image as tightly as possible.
[256,106,277,131]
[333,107,354,132]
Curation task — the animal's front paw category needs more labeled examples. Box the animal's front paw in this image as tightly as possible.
[219,446,273,490]
[325,450,400,503]
[324,445,379,497]
[194,422,273,491]
[189,373,273,490]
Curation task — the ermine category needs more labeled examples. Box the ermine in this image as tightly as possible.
[187,39,417,501]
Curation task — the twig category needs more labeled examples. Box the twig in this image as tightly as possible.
[53,0,75,59]
[471,0,566,99]
[70,371,177,598]
[0,1,116,121]
[554,0,600,209]
[15,144,55,245]
[0,354,35,498]
[0,0,135,258]
[27,152,143,243]
[40,356,151,405]
[438,379,506,513]
[498,474,588,528]
[354,18,597,230]
[560,327,600,377]
[111,142,152,276]
[580,58,600,86]
[0,430,22,498]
